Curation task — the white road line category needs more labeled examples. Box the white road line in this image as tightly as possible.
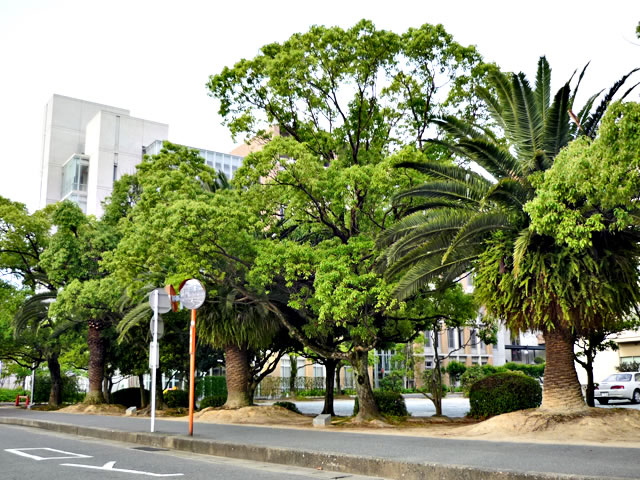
[61,461,184,477]
[4,448,92,461]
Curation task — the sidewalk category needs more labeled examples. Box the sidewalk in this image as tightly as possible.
[0,407,637,480]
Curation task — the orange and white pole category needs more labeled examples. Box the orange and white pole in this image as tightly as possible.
[188,308,196,436]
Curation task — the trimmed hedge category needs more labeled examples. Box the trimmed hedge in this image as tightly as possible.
[111,387,150,408]
[199,395,226,409]
[353,391,408,417]
[164,389,189,408]
[469,372,542,418]
[273,401,302,414]
[0,388,27,402]
[196,376,227,398]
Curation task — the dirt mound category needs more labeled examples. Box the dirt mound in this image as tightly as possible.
[58,403,127,415]
[448,408,640,444]
[196,405,311,426]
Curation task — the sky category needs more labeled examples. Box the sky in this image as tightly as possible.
[0,0,638,212]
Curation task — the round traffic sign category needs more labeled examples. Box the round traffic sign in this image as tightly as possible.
[149,288,172,314]
[179,279,206,310]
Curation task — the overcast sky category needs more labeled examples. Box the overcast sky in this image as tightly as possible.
[1,0,638,212]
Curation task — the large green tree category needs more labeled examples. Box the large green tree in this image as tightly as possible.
[381,58,639,410]
[208,20,486,421]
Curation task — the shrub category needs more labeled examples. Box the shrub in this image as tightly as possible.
[111,387,150,408]
[273,401,302,414]
[504,362,545,379]
[196,376,227,398]
[199,395,226,409]
[353,391,408,417]
[0,388,27,402]
[379,372,404,392]
[460,365,501,396]
[296,388,325,397]
[618,361,640,373]
[164,389,189,408]
[445,361,467,383]
[33,373,84,403]
[469,372,542,418]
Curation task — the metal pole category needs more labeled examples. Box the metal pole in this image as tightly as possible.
[28,363,35,409]
[188,308,196,436]
[150,290,159,433]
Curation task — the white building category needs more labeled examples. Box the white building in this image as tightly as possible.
[39,94,243,217]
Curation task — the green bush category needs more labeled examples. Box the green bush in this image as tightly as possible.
[273,401,302,414]
[379,372,404,392]
[469,372,542,418]
[111,387,150,408]
[196,376,227,398]
[296,388,325,397]
[199,395,226,409]
[446,361,467,383]
[164,389,189,408]
[33,374,84,403]
[342,388,356,396]
[504,362,545,379]
[0,388,27,402]
[460,365,500,396]
[353,391,408,417]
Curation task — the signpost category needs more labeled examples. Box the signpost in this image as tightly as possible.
[149,288,171,433]
[179,279,206,436]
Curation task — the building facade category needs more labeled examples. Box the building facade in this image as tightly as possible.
[39,94,242,217]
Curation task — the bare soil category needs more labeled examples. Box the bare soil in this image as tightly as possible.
[53,403,640,447]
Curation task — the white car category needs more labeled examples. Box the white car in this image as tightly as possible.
[595,372,640,405]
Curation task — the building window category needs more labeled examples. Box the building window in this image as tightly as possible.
[448,328,456,349]
[313,364,324,378]
[458,328,464,349]
[280,357,290,379]
[61,154,90,196]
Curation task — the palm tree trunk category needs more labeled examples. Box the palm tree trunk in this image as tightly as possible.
[85,322,105,404]
[47,351,63,407]
[223,343,251,408]
[322,358,337,415]
[542,327,585,410]
[351,349,381,421]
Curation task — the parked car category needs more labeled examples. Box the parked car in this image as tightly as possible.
[594,372,640,405]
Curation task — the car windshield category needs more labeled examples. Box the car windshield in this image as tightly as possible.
[603,374,632,382]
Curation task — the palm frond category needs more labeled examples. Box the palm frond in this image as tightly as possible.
[394,180,485,205]
[543,83,571,157]
[442,211,513,263]
[535,56,551,124]
[13,291,57,334]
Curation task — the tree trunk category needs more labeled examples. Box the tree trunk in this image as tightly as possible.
[85,322,106,404]
[155,368,165,409]
[138,374,147,408]
[322,358,337,415]
[351,349,381,421]
[336,364,342,394]
[223,343,251,408]
[289,354,298,397]
[47,351,63,407]
[585,352,595,408]
[542,327,585,410]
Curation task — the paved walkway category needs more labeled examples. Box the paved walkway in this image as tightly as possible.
[0,407,638,479]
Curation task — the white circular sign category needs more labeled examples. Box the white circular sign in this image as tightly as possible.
[149,288,172,314]
[180,279,206,310]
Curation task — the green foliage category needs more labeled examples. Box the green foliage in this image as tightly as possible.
[0,388,28,402]
[460,365,499,395]
[199,395,227,409]
[503,362,545,379]
[164,389,189,408]
[469,372,542,418]
[378,372,404,392]
[110,387,149,408]
[445,360,467,382]
[353,391,408,417]
[296,388,325,397]
[196,376,228,398]
[33,373,84,403]
[618,362,640,372]
[273,401,302,414]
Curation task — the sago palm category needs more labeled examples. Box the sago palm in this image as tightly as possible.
[381,57,639,410]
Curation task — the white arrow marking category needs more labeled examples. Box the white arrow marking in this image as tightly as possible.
[60,461,183,477]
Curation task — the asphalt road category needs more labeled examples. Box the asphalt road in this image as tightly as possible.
[0,423,386,480]
[2,408,640,479]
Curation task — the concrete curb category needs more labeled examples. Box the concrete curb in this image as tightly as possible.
[0,416,621,480]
